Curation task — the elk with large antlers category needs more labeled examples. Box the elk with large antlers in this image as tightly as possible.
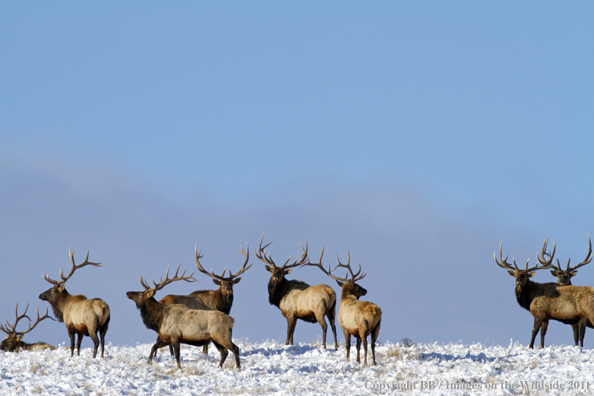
[256,235,338,349]
[304,247,382,365]
[0,303,56,352]
[126,264,241,370]
[540,236,594,347]
[494,239,594,348]
[38,249,110,358]
[158,243,252,355]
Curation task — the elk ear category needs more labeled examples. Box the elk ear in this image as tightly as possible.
[528,272,535,278]
[212,279,222,286]
[570,270,578,277]
[285,269,292,275]
[265,265,273,273]
[232,277,241,284]
[57,284,66,292]
[16,335,23,342]
[550,270,558,277]
[507,270,516,277]
[146,289,155,298]
[336,280,344,288]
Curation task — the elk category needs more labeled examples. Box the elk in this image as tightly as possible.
[126,264,241,370]
[304,247,382,365]
[540,236,593,347]
[158,243,252,355]
[39,248,110,358]
[256,235,338,350]
[0,303,56,353]
[494,239,594,348]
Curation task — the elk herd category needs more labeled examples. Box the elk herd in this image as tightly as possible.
[6,234,593,370]
[1,235,382,369]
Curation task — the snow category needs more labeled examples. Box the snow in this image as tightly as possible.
[1,340,593,395]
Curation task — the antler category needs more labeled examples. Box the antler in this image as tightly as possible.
[140,263,197,293]
[496,239,555,273]
[302,246,349,282]
[333,247,366,282]
[0,303,54,337]
[194,243,253,281]
[549,235,592,273]
[43,248,102,286]
[255,234,309,270]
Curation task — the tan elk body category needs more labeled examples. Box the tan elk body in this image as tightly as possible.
[38,249,110,358]
[0,303,56,353]
[543,236,593,347]
[256,235,338,349]
[157,244,251,355]
[305,248,381,365]
[495,239,594,348]
[126,264,240,370]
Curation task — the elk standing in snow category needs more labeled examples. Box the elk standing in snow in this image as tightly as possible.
[541,236,593,347]
[0,303,56,352]
[494,239,594,348]
[256,235,338,349]
[127,264,241,370]
[39,249,110,358]
[158,243,252,355]
[304,248,382,365]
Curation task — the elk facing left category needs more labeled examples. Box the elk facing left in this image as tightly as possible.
[39,248,111,358]
[0,302,56,353]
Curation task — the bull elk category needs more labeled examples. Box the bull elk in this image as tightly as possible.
[304,248,382,365]
[0,303,56,352]
[158,243,252,355]
[541,236,593,347]
[256,235,338,350]
[494,239,594,348]
[39,248,110,358]
[126,264,241,370]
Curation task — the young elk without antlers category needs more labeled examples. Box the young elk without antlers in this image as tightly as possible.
[39,249,110,358]
[541,236,594,347]
[304,248,382,365]
[495,239,594,348]
[158,244,252,355]
[256,235,338,349]
[0,303,56,352]
[126,264,241,370]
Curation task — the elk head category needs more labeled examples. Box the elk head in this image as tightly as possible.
[494,238,555,287]
[39,248,103,304]
[305,246,367,298]
[255,234,309,288]
[0,303,54,352]
[540,235,592,286]
[194,243,252,301]
[126,263,197,307]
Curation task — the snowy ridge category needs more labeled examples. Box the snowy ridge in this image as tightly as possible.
[1,340,593,395]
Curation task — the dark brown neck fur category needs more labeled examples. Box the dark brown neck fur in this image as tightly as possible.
[189,288,233,314]
[138,297,165,333]
[268,278,309,307]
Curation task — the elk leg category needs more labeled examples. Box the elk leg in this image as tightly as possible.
[99,318,109,358]
[327,306,338,350]
[89,331,100,359]
[355,336,361,364]
[371,319,381,366]
[76,334,83,356]
[202,343,209,355]
[572,324,580,346]
[529,317,545,349]
[212,341,229,368]
[69,329,76,357]
[286,316,297,346]
[172,340,182,369]
[314,311,328,349]
[577,317,588,347]
[344,330,351,360]
[169,344,174,356]
[148,337,168,364]
[539,320,549,348]
[214,337,241,370]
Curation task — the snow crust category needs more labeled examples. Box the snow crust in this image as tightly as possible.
[1,340,593,395]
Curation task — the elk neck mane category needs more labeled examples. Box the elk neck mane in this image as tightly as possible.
[267,277,310,307]
[188,289,233,314]
[515,279,560,311]
[138,297,165,333]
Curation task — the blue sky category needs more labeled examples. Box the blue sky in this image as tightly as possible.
[2,2,594,350]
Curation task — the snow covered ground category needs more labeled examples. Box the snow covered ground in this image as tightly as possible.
[1,339,593,395]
